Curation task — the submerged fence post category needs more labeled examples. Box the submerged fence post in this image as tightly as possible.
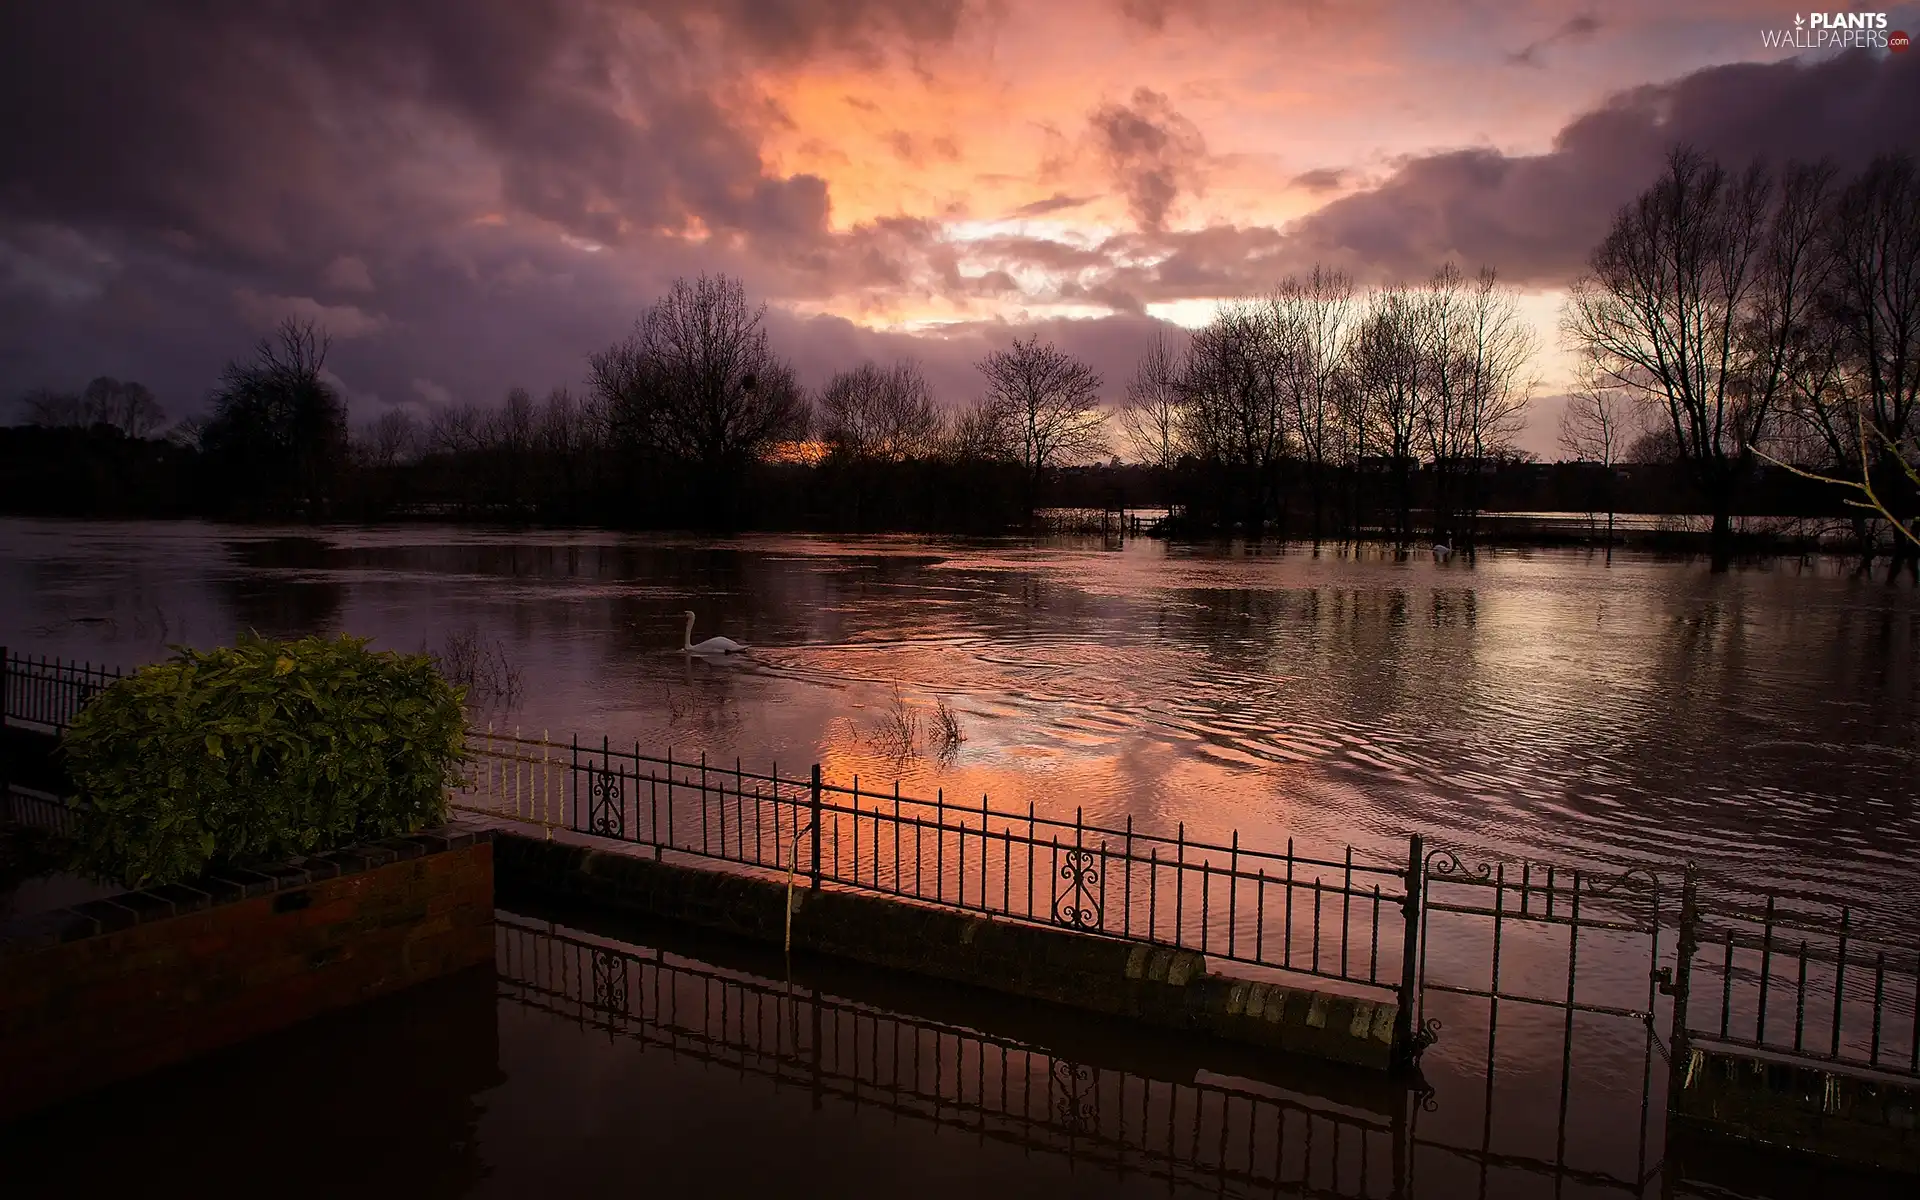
[809,764,823,891]
[1395,834,1425,1070]
[1666,864,1700,1105]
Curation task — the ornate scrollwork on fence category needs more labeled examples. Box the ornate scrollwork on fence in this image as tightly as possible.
[1423,848,1493,884]
[591,949,629,1018]
[1582,864,1665,928]
[1414,1017,1442,1056]
[1049,1059,1098,1134]
[1584,865,1663,893]
[1416,1074,1441,1113]
[587,765,626,839]
[1053,848,1102,930]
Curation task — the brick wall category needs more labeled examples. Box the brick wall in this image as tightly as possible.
[0,826,495,1122]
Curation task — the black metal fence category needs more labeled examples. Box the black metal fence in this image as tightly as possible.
[1681,880,1919,1079]
[460,726,1919,1087]
[0,649,123,734]
[1409,850,1918,1103]
[463,728,1416,1020]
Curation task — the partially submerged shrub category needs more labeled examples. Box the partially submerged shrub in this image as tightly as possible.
[63,633,467,887]
[931,697,965,758]
[428,625,523,712]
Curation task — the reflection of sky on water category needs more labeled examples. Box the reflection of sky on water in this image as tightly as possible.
[2,518,1915,916]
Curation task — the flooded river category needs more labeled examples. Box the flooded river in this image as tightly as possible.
[2,518,1916,916]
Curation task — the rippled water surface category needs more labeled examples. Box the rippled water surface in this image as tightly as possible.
[3,518,1916,916]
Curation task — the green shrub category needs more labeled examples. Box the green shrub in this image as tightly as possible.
[62,633,468,887]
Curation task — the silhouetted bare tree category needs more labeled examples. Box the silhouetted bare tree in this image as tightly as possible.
[425,401,486,455]
[200,318,349,518]
[19,377,167,437]
[1272,266,1354,537]
[1559,363,1648,541]
[357,409,421,469]
[1446,265,1537,543]
[1179,303,1288,530]
[1119,329,1187,469]
[975,335,1108,513]
[817,360,945,462]
[589,275,808,473]
[946,396,1018,463]
[1767,153,1920,564]
[1565,147,1829,564]
[1349,287,1425,541]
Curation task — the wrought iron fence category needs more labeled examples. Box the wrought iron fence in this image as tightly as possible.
[459,727,1416,1016]
[1410,849,1918,1092]
[1680,882,1919,1080]
[458,726,1920,1089]
[0,649,123,734]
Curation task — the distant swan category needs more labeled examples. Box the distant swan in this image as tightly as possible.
[1432,539,1453,559]
[681,610,747,655]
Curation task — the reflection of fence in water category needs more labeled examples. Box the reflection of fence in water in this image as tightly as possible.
[497,915,1784,1198]
[495,915,1405,1199]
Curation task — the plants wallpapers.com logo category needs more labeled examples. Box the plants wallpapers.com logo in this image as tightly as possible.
[1761,11,1908,50]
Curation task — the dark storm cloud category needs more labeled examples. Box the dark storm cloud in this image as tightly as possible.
[1089,88,1209,232]
[0,0,959,266]
[1289,168,1349,194]
[1275,49,1920,287]
[1506,14,1602,69]
[6,2,1920,436]
[937,48,1920,312]
[0,0,968,416]
[1011,193,1099,218]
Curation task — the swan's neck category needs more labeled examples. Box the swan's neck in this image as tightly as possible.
[682,613,694,650]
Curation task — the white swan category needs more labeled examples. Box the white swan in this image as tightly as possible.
[1432,539,1453,559]
[680,610,747,655]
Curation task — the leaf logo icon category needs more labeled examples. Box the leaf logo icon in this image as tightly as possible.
[1794,13,1804,26]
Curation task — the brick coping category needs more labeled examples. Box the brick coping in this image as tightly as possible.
[0,823,494,960]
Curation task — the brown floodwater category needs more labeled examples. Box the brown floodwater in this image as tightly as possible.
[4,517,1915,916]
[0,903,1903,1199]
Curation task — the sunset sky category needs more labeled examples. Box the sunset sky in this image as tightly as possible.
[3,1,1918,456]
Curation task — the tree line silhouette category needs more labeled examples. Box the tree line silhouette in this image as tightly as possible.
[4,148,1914,562]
